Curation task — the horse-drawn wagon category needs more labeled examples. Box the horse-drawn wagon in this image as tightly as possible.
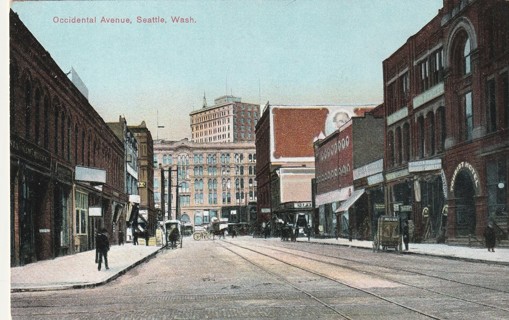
[165,220,182,249]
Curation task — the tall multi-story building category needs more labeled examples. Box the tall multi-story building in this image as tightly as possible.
[129,121,156,236]
[10,10,126,266]
[154,139,257,229]
[255,103,375,235]
[190,95,260,143]
[383,0,509,243]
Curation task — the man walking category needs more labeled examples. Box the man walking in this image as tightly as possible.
[97,228,110,271]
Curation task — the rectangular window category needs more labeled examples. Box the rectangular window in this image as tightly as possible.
[503,72,509,127]
[75,191,88,235]
[465,92,473,141]
[486,79,497,133]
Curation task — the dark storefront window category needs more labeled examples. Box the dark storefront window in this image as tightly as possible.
[393,182,412,220]
[75,192,88,235]
[419,178,445,240]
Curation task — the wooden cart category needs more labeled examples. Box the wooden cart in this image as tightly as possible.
[373,215,401,252]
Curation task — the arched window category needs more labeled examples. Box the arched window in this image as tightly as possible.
[34,89,41,145]
[74,124,78,164]
[81,130,86,164]
[67,117,72,161]
[54,106,59,154]
[417,116,425,158]
[395,127,402,165]
[387,130,394,167]
[436,107,446,152]
[24,79,32,139]
[44,97,50,149]
[61,111,65,157]
[427,111,435,156]
[403,123,410,162]
[463,38,471,75]
[463,92,473,141]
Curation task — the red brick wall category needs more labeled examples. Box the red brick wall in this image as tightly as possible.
[273,108,328,159]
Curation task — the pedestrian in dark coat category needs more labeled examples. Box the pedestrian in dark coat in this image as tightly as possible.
[484,222,496,252]
[133,230,138,245]
[402,222,410,251]
[145,231,150,246]
[95,230,100,263]
[118,230,124,245]
[97,228,110,271]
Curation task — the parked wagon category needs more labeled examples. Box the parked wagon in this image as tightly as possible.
[165,220,182,249]
[373,215,401,252]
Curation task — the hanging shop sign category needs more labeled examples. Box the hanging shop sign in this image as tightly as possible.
[89,207,103,217]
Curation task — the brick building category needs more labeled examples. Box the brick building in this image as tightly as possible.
[190,95,260,143]
[10,10,126,266]
[313,106,384,238]
[129,121,157,237]
[255,103,375,235]
[383,0,509,243]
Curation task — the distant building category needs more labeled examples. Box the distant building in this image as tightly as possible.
[129,121,157,237]
[107,116,140,243]
[255,103,375,235]
[383,0,509,243]
[154,138,257,229]
[190,95,260,143]
[10,10,126,266]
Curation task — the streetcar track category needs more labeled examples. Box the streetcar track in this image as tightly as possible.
[262,242,509,294]
[220,241,442,320]
[219,242,353,319]
[247,242,509,314]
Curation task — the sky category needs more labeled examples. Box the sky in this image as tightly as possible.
[9,0,443,140]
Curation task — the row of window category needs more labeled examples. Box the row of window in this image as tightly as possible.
[154,177,256,191]
[387,107,446,167]
[158,153,256,165]
[155,189,257,206]
[12,68,124,189]
[192,165,256,176]
[386,33,471,116]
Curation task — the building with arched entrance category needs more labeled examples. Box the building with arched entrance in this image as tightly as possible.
[383,0,509,243]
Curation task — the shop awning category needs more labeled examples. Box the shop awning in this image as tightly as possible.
[335,189,365,213]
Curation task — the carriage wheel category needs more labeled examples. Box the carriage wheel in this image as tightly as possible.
[193,232,201,241]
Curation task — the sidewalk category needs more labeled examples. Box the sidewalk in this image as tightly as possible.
[11,237,508,293]
[11,244,162,292]
[296,237,509,265]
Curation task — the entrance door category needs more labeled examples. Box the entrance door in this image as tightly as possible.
[454,171,476,236]
[19,174,36,265]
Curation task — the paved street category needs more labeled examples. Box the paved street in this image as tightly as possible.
[11,237,509,319]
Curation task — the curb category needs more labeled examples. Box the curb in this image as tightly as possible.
[11,247,165,293]
[297,239,509,267]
